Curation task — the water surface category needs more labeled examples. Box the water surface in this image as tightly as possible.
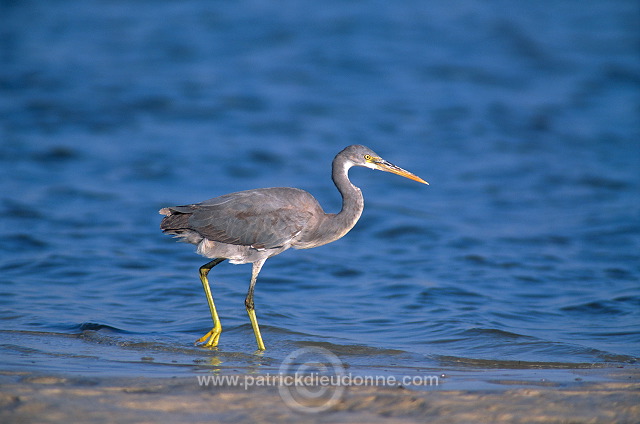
[1,0,638,387]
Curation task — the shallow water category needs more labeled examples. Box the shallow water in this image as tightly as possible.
[1,0,639,385]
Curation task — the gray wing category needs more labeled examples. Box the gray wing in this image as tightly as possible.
[164,188,322,249]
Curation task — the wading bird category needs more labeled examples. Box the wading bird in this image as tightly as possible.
[159,145,427,350]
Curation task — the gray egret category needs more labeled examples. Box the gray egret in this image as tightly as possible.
[159,144,428,350]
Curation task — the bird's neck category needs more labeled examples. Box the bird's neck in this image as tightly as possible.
[293,155,364,249]
[333,156,364,229]
[312,156,364,245]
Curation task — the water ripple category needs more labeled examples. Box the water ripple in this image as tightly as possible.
[0,0,638,378]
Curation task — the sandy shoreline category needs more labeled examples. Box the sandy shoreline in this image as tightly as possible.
[1,368,638,424]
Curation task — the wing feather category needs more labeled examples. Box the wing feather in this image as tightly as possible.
[162,188,322,249]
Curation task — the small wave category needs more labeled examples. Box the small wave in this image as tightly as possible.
[1,200,44,219]
[435,355,607,370]
[462,327,535,340]
[416,286,484,303]
[0,234,49,250]
[374,225,436,241]
[31,146,81,163]
[76,322,128,333]
[560,300,625,316]
[289,340,407,357]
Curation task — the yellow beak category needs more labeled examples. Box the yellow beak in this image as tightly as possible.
[374,159,429,185]
[372,158,429,185]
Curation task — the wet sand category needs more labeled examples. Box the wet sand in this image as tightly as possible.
[1,368,638,423]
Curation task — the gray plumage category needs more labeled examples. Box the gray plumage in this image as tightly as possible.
[159,144,427,350]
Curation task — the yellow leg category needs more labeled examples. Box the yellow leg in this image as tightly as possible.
[196,259,224,348]
[245,260,266,351]
[247,307,265,351]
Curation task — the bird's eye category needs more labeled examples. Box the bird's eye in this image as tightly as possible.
[364,154,373,161]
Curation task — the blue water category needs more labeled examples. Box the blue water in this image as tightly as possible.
[1,0,639,385]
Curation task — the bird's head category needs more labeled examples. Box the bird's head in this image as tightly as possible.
[339,145,429,185]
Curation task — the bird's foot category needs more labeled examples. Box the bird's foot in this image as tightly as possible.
[195,325,221,348]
